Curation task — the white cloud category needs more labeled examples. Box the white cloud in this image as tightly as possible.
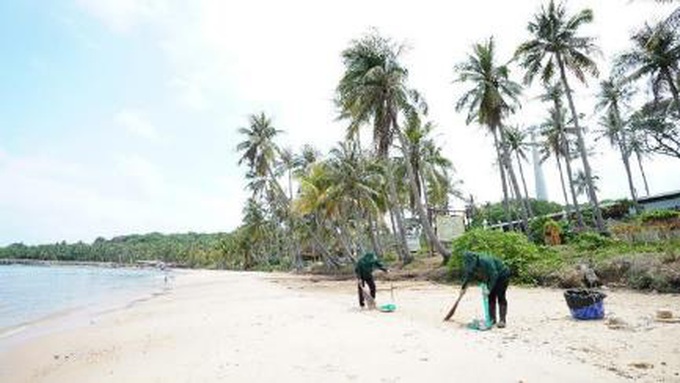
[114,153,165,199]
[0,150,241,245]
[75,0,168,33]
[115,109,160,141]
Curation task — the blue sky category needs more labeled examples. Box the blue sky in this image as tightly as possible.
[1,0,678,245]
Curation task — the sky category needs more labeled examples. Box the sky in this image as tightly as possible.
[0,0,678,246]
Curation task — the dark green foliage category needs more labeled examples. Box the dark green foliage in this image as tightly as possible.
[528,216,551,244]
[448,228,539,283]
[0,233,236,269]
[573,231,615,251]
[470,199,564,227]
[640,209,680,223]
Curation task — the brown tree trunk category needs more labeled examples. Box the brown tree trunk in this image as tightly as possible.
[492,129,514,229]
[498,127,529,230]
[395,127,451,263]
[556,54,605,231]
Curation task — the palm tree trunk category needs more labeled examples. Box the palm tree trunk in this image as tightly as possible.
[395,127,451,263]
[553,99,583,227]
[635,150,650,196]
[555,155,572,217]
[336,223,356,262]
[613,106,640,214]
[556,53,605,231]
[563,142,585,227]
[385,167,411,263]
[618,137,639,214]
[662,68,680,114]
[498,127,529,230]
[492,129,514,228]
[265,165,337,265]
[420,173,436,258]
[515,151,534,218]
[367,212,383,257]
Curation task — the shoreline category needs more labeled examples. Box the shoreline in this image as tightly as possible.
[0,258,183,269]
[0,266,175,350]
[2,269,679,382]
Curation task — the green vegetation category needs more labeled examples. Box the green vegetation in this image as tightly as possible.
[448,229,539,284]
[0,233,235,269]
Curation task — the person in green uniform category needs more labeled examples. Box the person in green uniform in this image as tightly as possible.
[460,251,510,328]
[355,252,388,308]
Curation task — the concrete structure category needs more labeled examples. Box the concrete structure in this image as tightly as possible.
[531,130,548,201]
[638,190,680,212]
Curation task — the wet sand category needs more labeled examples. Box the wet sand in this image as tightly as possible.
[1,270,679,382]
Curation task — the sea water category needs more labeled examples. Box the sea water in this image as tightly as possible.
[0,264,167,333]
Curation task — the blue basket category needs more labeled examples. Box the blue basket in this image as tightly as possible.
[568,300,605,320]
[564,289,606,320]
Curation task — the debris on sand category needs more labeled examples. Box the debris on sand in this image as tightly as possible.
[655,308,680,323]
[605,316,630,330]
[629,362,654,369]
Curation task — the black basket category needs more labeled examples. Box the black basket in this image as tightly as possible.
[564,289,606,310]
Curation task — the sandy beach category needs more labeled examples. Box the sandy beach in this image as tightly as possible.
[1,270,679,383]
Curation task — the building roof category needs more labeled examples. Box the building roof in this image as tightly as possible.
[638,190,680,204]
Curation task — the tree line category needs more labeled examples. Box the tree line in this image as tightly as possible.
[0,233,236,269]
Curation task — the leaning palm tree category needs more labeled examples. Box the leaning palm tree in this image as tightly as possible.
[538,82,584,227]
[539,120,571,214]
[573,169,599,204]
[402,113,455,215]
[237,113,336,265]
[515,0,605,231]
[237,113,282,187]
[627,131,651,196]
[455,37,529,230]
[595,76,640,213]
[336,30,452,263]
[504,126,534,217]
[616,21,680,113]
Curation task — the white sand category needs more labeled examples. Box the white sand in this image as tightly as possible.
[1,270,679,382]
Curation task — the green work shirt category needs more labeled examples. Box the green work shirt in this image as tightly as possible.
[461,251,510,290]
[355,253,386,279]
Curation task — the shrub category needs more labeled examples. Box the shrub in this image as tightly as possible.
[639,209,680,223]
[543,219,562,245]
[573,231,614,251]
[528,216,552,244]
[448,229,539,284]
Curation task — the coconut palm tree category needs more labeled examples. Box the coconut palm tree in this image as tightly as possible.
[399,113,457,255]
[237,113,337,266]
[540,82,583,227]
[617,21,680,113]
[574,169,599,203]
[336,30,451,263]
[627,131,651,196]
[276,147,296,200]
[515,0,605,231]
[454,37,529,230]
[539,120,571,212]
[402,113,455,214]
[595,76,640,213]
[504,126,534,217]
[237,113,282,188]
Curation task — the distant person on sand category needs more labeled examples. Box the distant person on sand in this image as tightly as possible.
[460,251,510,328]
[355,252,388,308]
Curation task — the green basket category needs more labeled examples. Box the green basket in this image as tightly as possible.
[379,303,396,312]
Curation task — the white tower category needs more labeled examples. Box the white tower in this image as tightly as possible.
[531,130,548,200]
